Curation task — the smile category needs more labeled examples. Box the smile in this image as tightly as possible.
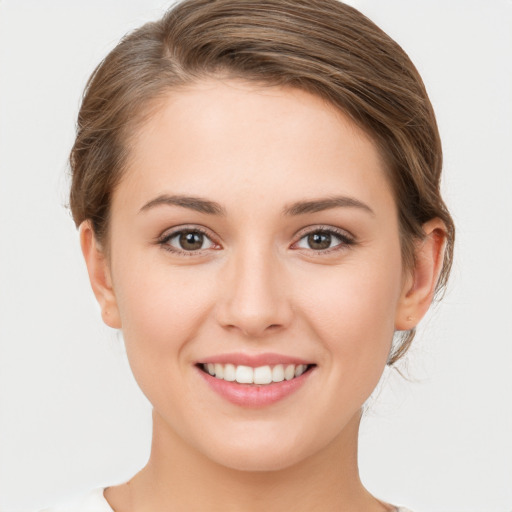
[197,358,316,407]
[200,363,311,385]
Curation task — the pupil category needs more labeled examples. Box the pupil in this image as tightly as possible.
[180,232,203,250]
[308,232,331,250]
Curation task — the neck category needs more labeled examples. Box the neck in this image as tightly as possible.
[108,408,390,512]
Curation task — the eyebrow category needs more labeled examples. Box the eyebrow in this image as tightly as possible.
[283,196,375,216]
[139,194,226,215]
[139,194,374,217]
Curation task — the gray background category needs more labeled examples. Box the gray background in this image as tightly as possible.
[1,1,511,511]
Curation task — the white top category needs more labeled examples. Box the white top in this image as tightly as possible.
[38,487,415,512]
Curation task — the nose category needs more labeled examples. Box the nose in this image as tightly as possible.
[215,243,293,338]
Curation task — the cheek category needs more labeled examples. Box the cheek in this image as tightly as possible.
[298,249,403,379]
[112,261,221,427]
[112,254,216,372]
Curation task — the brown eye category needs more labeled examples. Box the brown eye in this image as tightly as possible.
[307,232,332,250]
[163,229,215,252]
[179,231,205,250]
[294,228,354,253]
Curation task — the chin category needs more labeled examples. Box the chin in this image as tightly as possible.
[194,426,329,473]
[208,444,310,472]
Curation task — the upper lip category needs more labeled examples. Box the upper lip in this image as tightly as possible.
[197,352,313,367]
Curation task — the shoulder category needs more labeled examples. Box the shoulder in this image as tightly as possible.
[38,488,113,512]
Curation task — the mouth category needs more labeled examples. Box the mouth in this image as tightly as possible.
[195,353,317,406]
[198,362,315,385]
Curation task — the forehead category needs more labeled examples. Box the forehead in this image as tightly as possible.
[117,79,395,216]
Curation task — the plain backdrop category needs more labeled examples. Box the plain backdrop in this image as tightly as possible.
[0,1,511,511]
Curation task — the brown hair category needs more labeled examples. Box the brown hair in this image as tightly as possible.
[69,0,455,364]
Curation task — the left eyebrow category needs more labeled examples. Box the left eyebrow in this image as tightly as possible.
[139,194,226,215]
[283,196,375,216]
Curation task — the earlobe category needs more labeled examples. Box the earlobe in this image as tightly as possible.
[79,221,122,329]
[395,218,447,331]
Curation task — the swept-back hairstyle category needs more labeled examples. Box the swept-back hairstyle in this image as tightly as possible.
[69,0,455,364]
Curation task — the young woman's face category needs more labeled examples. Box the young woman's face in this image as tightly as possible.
[104,80,408,471]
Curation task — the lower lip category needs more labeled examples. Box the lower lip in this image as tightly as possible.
[197,367,314,407]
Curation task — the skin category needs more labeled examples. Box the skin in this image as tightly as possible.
[81,79,446,512]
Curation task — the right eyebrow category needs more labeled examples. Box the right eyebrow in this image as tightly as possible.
[139,194,226,215]
[282,196,375,217]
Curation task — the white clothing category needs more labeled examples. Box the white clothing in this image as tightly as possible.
[38,487,414,511]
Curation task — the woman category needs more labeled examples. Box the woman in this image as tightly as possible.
[42,0,454,510]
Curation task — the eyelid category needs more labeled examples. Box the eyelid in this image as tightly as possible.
[155,223,355,256]
[156,224,222,254]
[291,225,356,253]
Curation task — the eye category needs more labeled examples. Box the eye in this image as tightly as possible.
[159,228,217,253]
[294,228,354,252]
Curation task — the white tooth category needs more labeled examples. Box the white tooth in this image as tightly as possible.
[254,365,272,384]
[284,364,296,381]
[207,363,215,375]
[214,363,224,379]
[224,364,236,381]
[295,364,307,377]
[272,364,285,382]
[235,365,254,384]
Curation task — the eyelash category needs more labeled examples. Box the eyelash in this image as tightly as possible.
[157,226,220,256]
[156,226,355,256]
[292,226,356,255]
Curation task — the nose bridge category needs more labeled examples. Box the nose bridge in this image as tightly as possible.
[217,239,291,337]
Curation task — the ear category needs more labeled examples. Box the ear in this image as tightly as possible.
[80,221,122,329]
[395,218,447,331]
